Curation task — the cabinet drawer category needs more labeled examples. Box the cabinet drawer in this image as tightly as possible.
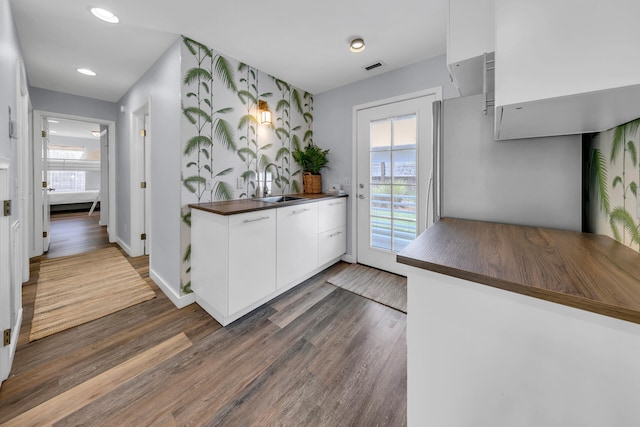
[318,226,346,266]
[318,198,347,233]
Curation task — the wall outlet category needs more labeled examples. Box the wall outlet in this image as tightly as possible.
[237,177,244,189]
[206,179,213,191]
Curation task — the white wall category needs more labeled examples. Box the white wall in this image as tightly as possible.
[29,87,118,122]
[0,0,21,165]
[116,37,182,299]
[443,94,582,231]
[314,55,459,257]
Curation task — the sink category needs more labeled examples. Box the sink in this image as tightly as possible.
[256,195,307,203]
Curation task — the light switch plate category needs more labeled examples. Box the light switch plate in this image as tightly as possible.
[237,177,244,189]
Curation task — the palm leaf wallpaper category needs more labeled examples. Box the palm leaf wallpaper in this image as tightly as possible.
[589,118,640,251]
[179,36,312,294]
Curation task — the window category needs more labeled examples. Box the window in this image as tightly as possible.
[47,147,87,192]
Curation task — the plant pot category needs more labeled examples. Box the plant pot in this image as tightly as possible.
[303,172,322,194]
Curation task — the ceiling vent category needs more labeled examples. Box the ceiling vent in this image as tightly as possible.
[363,61,385,71]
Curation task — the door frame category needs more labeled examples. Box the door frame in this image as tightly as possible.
[350,88,442,267]
[32,110,117,256]
[130,100,151,257]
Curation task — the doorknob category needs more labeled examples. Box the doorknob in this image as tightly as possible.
[358,194,366,199]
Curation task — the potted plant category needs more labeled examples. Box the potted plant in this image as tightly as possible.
[292,143,330,193]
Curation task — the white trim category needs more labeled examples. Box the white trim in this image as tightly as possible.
[350,88,443,265]
[0,163,12,385]
[340,254,356,264]
[9,308,22,362]
[150,268,195,309]
[129,100,150,257]
[107,122,116,243]
[116,237,133,257]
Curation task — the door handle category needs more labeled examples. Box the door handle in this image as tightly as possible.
[358,194,366,199]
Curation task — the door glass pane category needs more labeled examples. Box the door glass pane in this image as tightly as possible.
[369,114,418,253]
[370,151,391,184]
[370,119,391,149]
[393,115,416,148]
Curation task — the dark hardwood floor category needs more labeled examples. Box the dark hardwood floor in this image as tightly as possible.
[0,211,407,426]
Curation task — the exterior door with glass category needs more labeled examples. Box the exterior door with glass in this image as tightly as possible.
[356,94,434,275]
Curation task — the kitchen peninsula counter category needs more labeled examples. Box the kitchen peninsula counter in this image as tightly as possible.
[398,217,640,324]
[399,218,640,425]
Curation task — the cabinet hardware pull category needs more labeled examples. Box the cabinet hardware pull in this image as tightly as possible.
[329,201,343,206]
[292,208,311,214]
[329,231,343,237]
[243,216,270,223]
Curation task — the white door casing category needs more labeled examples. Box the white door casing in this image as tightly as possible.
[131,103,150,257]
[32,110,117,256]
[0,159,15,386]
[354,90,440,275]
[42,116,50,252]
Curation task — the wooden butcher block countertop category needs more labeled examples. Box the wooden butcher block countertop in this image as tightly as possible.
[189,193,347,215]
[397,217,640,325]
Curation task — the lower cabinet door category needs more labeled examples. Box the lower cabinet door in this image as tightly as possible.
[277,203,318,288]
[318,226,346,266]
[228,211,276,314]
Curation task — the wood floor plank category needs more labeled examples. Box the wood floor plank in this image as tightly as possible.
[2,333,192,427]
[328,263,407,312]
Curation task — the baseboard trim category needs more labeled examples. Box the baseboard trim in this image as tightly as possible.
[341,254,356,264]
[149,268,195,309]
[10,308,22,360]
[116,237,133,257]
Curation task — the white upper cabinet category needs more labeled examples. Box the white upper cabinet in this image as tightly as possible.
[447,0,495,96]
[494,0,640,140]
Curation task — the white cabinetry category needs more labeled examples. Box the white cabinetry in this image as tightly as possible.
[277,203,318,289]
[447,0,494,96]
[191,196,347,327]
[318,198,346,266]
[495,0,640,139]
[191,209,276,326]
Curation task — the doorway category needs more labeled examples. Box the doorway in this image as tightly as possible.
[354,90,439,275]
[32,111,116,257]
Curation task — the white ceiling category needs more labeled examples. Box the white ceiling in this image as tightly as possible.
[10,0,448,102]
[45,117,101,140]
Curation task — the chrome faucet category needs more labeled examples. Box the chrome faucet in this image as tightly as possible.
[262,163,280,197]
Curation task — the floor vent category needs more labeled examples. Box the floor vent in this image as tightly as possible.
[363,61,385,71]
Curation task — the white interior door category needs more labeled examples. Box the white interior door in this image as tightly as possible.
[0,160,14,386]
[356,95,434,275]
[41,117,50,252]
[143,113,150,255]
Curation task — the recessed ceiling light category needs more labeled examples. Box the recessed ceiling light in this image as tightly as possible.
[91,130,101,137]
[349,38,366,53]
[47,119,59,123]
[90,7,119,24]
[50,130,57,134]
[77,68,97,76]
